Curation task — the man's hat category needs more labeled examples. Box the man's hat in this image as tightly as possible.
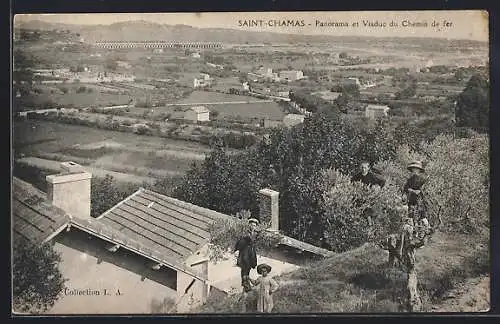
[257,263,272,275]
[248,218,260,225]
[407,160,424,172]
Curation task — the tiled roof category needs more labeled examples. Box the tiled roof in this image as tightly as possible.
[12,177,70,245]
[96,188,230,262]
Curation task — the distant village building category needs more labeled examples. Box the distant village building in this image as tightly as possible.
[153,48,164,54]
[200,73,211,81]
[277,91,290,98]
[185,106,210,122]
[257,66,273,77]
[193,73,212,88]
[283,114,305,127]
[191,52,201,58]
[365,104,390,119]
[242,82,250,92]
[422,95,438,103]
[279,70,304,81]
[206,62,224,70]
[361,79,377,89]
[193,78,211,88]
[252,66,279,81]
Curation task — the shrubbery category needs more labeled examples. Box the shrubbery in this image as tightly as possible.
[207,212,282,262]
[90,175,138,217]
[171,109,489,252]
[12,238,66,313]
[455,74,489,132]
[321,169,403,252]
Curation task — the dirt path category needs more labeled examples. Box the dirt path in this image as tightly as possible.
[431,276,490,312]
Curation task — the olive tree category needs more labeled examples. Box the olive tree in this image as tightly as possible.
[12,237,67,314]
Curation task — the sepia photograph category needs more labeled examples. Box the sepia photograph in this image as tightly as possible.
[11,10,490,315]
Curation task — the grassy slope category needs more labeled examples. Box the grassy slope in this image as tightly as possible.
[197,230,489,313]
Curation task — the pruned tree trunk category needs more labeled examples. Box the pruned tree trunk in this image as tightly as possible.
[382,232,427,312]
[241,291,247,312]
[407,265,422,312]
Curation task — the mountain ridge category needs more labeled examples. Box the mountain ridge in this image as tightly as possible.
[13,19,488,45]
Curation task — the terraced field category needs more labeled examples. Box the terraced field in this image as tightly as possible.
[14,120,211,185]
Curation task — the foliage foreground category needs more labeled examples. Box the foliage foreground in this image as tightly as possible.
[12,238,67,314]
[192,126,489,313]
[198,230,489,313]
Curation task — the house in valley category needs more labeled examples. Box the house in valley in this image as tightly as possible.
[365,104,390,119]
[184,106,210,122]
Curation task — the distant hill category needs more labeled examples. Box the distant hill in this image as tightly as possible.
[13,19,79,32]
[13,19,488,47]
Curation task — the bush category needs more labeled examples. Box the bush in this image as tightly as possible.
[455,74,489,132]
[419,134,489,233]
[91,175,137,217]
[321,169,403,252]
[76,86,87,93]
[13,238,67,313]
[207,215,282,262]
[376,134,489,234]
[133,124,152,135]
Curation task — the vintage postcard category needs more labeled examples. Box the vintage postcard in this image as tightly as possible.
[12,11,490,315]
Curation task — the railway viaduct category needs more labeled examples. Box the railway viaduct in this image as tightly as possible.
[93,41,224,49]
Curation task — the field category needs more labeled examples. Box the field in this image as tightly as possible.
[28,86,132,108]
[176,91,264,104]
[14,120,211,184]
[172,90,287,120]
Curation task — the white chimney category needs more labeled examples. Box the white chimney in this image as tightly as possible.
[46,162,92,220]
[258,188,279,232]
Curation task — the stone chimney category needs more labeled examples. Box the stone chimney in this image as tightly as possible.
[46,162,92,220]
[258,188,279,232]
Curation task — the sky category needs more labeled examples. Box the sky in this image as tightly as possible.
[14,11,489,42]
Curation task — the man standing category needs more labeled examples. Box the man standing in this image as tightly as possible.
[352,161,386,188]
[403,160,431,235]
[234,218,259,294]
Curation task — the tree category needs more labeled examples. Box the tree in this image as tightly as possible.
[455,74,489,132]
[339,52,348,59]
[105,59,118,71]
[454,68,467,82]
[395,80,417,100]
[379,224,429,312]
[374,133,488,311]
[341,83,360,99]
[13,50,35,83]
[91,175,137,217]
[172,111,399,247]
[12,237,66,313]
